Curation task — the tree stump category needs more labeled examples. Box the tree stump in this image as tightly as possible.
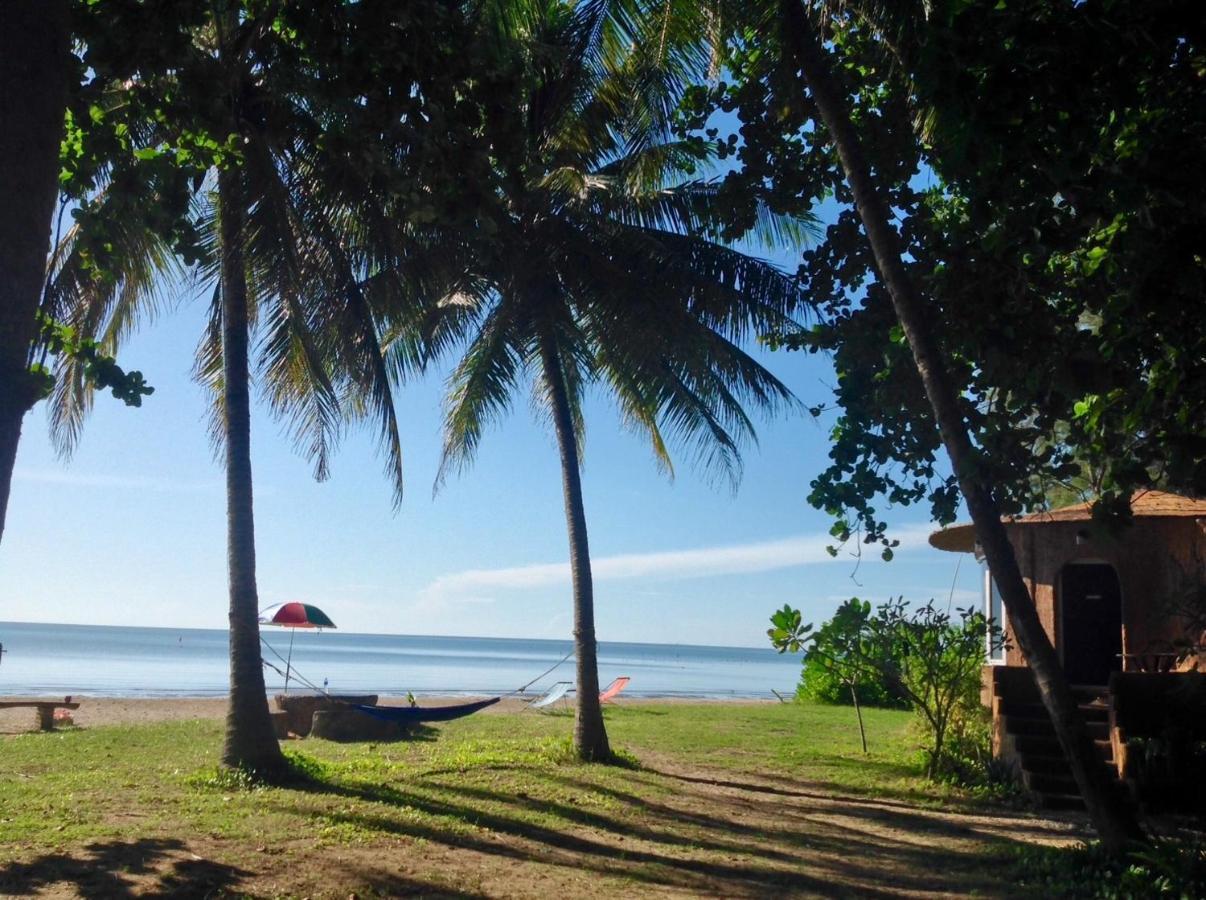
[273,694,377,737]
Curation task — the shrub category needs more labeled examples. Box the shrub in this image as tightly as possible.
[796,648,906,707]
[1013,838,1206,899]
[771,596,1006,779]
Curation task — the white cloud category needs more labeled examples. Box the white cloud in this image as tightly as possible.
[14,468,220,494]
[415,522,936,612]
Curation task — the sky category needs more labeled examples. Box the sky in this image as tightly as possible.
[0,284,984,647]
[0,163,984,648]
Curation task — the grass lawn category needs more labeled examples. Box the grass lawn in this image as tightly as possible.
[0,702,1082,897]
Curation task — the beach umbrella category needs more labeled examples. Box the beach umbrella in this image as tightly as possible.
[259,602,336,693]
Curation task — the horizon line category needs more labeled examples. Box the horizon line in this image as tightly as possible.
[0,618,784,653]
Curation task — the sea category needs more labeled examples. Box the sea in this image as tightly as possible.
[0,621,801,700]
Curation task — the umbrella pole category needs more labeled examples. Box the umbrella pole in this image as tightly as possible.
[284,628,295,694]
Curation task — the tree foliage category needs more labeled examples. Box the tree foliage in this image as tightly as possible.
[771,599,906,708]
[681,0,1206,548]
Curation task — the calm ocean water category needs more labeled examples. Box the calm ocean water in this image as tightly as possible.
[0,621,800,699]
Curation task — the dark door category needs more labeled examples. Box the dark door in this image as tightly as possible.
[1060,563,1123,685]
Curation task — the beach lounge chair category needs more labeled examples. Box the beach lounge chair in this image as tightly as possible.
[529,681,573,709]
[599,676,630,703]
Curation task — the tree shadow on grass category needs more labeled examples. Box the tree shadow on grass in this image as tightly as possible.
[633,756,1013,815]
[0,836,495,899]
[638,764,934,810]
[270,759,1059,898]
[0,838,252,899]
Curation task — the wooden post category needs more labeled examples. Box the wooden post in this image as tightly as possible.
[850,681,868,753]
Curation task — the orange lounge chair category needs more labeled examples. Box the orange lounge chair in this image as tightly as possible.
[599,676,630,703]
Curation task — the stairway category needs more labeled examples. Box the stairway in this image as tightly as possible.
[995,680,1117,810]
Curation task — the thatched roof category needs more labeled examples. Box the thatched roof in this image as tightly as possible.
[928,490,1206,554]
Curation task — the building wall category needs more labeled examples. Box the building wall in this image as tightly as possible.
[998,517,1205,668]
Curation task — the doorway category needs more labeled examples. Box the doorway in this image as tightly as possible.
[1060,562,1123,685]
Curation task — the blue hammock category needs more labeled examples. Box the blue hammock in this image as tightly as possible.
[353,696,500,723]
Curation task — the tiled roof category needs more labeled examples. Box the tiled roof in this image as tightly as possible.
[1015,490,1206,523]
[928,490,1206,553]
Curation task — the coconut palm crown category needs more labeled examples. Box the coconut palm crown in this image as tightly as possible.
[43,1,473,774]
[407,0,816,759]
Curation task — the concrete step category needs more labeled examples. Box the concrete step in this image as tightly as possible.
[993,685,1104,704]
[1003,714,1109,741]
[1014,734,1114,761]
[1039,792,1086,811]
[1003,714,1058,737]
[1014,734,1062,756]
[1000,700,1109,723]
[1024,770,1080,795]
[1018,753,1071,775]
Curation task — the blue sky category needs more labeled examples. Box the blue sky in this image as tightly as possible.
[1,148,982,648]
[0,283,983,646]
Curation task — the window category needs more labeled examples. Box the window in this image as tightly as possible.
[985,568,1007,663]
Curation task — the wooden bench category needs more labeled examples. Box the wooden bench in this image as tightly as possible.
[0,698,81,731]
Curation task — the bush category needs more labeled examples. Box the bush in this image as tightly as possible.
[771,597,1006,779]
[796,651,906,707]
[1013,839,1206,899]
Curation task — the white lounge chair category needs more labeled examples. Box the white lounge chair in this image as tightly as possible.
[529,680,573,709]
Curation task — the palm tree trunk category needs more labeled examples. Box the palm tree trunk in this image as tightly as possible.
[0,0,69,546]
[538,329,610,762]
[782,1,1141,850]
[217,167,286,776]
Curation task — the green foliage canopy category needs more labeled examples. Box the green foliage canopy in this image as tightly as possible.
[684,0,1206,548]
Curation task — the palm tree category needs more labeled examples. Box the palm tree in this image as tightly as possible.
[408,0,814,760]
[611,0,1141,846]
[47,3,413,776]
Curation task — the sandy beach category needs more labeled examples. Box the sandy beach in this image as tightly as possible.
[0,693,771,734]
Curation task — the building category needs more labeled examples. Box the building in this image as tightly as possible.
[929,490,1206,810]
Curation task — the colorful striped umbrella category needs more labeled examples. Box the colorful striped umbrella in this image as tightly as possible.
[260,602,336,693]
[264,602,336,630]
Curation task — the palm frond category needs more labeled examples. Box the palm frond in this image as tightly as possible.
[192,281,228,464]
[436,300,528,492]
[583,176,819,252]
[241,141,344,485]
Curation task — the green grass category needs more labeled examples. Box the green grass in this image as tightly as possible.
[0,703,957,851]
[0,702,1040,897]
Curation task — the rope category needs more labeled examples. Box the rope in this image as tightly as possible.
[260,636,575,700]
[513,647,575,695]
[260,636,328,695]
[945,554,964,614]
